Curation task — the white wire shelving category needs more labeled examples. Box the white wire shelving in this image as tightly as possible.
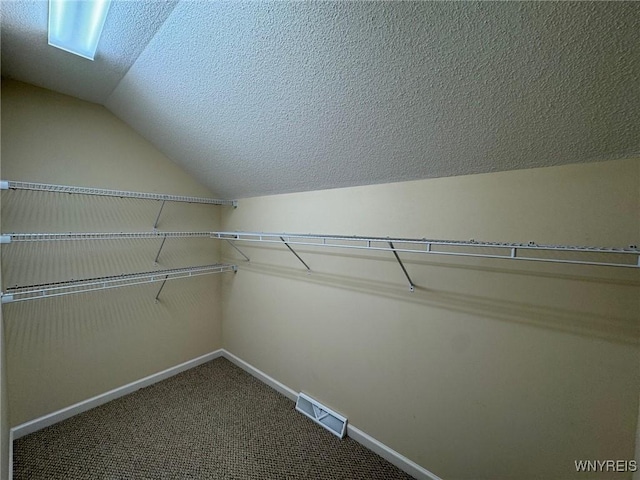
[0,232,213,243]
[0,181,240,304]
[2,230,637,269]
[0,180,237,207]
[0,231,218,265]
[1,230,636,299]
[213,232,640,266]
[5,230,640,268]
[0,264,237,304]
[213,232,640,290]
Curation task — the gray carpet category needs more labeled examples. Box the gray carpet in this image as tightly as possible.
[13,357,416,479]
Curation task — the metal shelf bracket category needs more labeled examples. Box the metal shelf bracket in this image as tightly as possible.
[225,239,250,261]
[154,275,169,303]
[153,200,166,229]
[154,235,168,264]
[280,236,311,272]
[389,241,415,292]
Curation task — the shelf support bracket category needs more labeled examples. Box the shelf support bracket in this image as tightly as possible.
[280,236,311,272]
[226,239,250,261]
[389,241,415,292]
[153,200,166,230]
[155,275,169,303]
[154,235,167,264]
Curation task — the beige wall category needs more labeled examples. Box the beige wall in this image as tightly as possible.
[1,78,638,479]
[0,300,7,480]
[1,79,225,426]
[221,158,640,480]
[0,95,9,480]
[636,399,640,480]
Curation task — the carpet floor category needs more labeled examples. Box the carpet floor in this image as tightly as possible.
[13,357,416,479]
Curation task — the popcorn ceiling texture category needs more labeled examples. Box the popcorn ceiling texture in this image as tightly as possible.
[0,0,178,103]
[3,1,640,198]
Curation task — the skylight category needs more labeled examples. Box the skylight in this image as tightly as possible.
[48,0,112,60]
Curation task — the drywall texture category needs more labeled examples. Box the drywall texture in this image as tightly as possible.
[1,80,226,426]
[0,130,9,480]
[0,0,179,103]
[103,1,640,198]
[0,314,7,480]
[221,158,640,480]
[0,303,7,480]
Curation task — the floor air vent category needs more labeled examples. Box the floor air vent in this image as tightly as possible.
[295,392,347,438]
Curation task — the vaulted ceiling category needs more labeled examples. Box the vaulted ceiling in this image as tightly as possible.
[2,1,639,199]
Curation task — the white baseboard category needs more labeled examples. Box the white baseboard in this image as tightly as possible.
[9,348,442,480]
[347,424,443,480]
[221,350,298,401]
[221,349,443,480]
[10,349,223,440]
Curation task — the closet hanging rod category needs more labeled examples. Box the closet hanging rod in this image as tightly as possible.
[0,232,214,243]
[0,263,237,304]
[211,232,640,269]
[0,180,237,207]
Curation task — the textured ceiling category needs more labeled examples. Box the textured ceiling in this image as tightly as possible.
[2,1,639,198]
[1,0,178,103]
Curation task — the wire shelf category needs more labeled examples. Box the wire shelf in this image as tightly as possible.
[1,230,636,268]
[213,232,640,269]
[1,180,237,206]
[1,263,237,303]
[2,232,214,242]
